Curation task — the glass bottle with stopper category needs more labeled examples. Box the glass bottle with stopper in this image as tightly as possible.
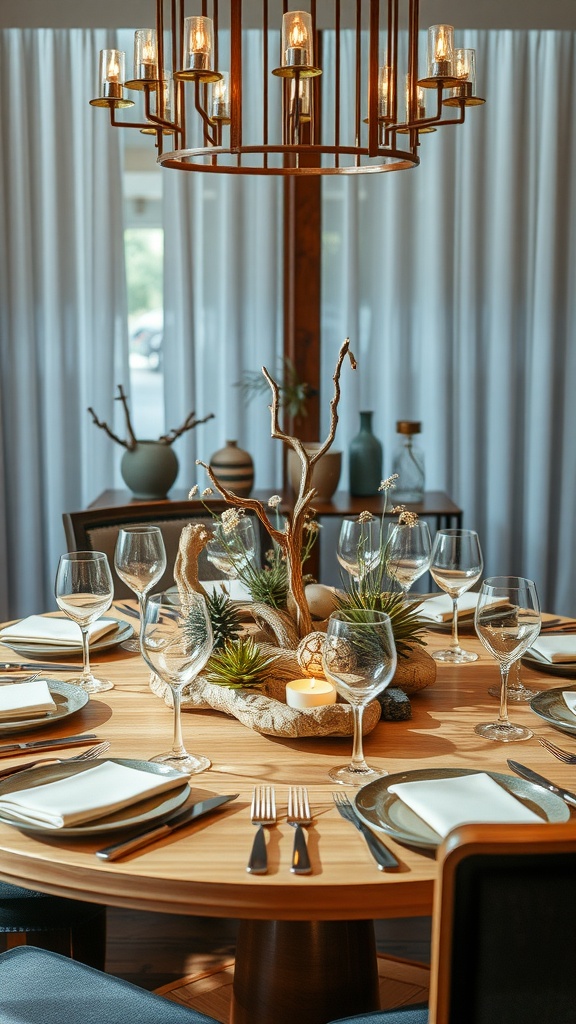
[392,421,425,503]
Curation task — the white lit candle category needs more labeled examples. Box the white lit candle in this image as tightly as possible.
[285,677,337,709]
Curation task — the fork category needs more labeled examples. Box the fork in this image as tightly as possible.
[246,785,276,875]
[287,786,312,875]
[333,792,399,870]
[538,736,576,764]
[0,740,111,781]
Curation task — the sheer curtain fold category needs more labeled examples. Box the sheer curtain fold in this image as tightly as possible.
[322,29,576,613]
[0,29,128,618]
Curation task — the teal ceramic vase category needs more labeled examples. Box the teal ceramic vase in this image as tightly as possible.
[349,411,383,496]
[120,441,179,499]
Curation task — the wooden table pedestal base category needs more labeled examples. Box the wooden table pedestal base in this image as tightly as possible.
[230,919,380,1024]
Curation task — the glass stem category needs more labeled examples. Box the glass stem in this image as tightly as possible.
[137,592,147,638]
[498,664,510,725]
[450,597,460,651]
[350,705,367,770]
[171,686,186,756]
[80,626,92,681]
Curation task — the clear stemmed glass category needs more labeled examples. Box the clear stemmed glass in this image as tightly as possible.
[114,526,167,652]
[322,609,397,787]
[488,656,540,703]
[429,529,483,663]
[140,591,213,774]
[54,550,115,693]
[386,521,432,598]
[337,517,381,586]
[474,576,541,742]
[206,517,258,581]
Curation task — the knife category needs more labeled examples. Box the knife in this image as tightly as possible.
[507,760,576,809]
[334,803,399,870]
[0,734,99,758]
[96,793,239,861]
[0,663,86,672]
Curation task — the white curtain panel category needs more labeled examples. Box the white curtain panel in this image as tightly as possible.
[321,30,576,615]
[162,31,284,496]
[0,29,129,618]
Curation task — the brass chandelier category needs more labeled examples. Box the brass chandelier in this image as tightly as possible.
[90,1,484,176]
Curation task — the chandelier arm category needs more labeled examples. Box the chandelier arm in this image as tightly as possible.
[193,81,218,147]
[109,106,158,132]
[142,85,179,133]
[386,81,444,135]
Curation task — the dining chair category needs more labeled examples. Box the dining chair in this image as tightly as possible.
[0,944,220,1023]
[0,882,106,969]
[328,820,576,1024]
[62,500,265,599]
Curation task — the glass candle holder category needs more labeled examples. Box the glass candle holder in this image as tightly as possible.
[290,76,312,121]
[184,15,214,72]
[99,49,126,99]
[140,79,174,135]
[378,66,392,120]
[211,72,231,121]
[427,25,454,78]
[406,76,426,120]
[133,28,158,81]
[282,11,313,68]
[454,47,476,96]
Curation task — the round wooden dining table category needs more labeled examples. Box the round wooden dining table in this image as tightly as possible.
[0,607,574,1023]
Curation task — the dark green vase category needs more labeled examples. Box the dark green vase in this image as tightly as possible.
[349,411,383,496]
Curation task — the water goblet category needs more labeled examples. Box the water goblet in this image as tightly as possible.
[386,520,432,598]
[140,591,213,774]
[429,529,483,663]
[54,551,114,693]
[114,526,167,652]
[337,517,381,586]
[206,517,258,582]
[322,609,397,787]
[474,576,541,742]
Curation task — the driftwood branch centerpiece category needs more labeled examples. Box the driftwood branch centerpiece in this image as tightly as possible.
[196,339,357,638]
[88,384,215,449]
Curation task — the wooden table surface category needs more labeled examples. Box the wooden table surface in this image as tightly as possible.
[1,608,575,1021]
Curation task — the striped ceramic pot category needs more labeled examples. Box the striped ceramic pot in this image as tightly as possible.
[209,440,254,497]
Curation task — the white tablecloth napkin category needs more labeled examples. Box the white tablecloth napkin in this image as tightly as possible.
[0,761,185,829]
[530,637,576,665]
[388,772,542,838]
[0,680,56,721]
[200,580,252,602]
[418,593,479,623]
[0,615,118,647]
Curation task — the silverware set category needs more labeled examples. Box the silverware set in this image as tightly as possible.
[246,785,399,875]
[0,741,111,781]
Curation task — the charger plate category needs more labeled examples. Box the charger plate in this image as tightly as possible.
[522,652,576,679]
[354,767,570,851]
[530,685,576,736]
[1,618,133,659]
[0,680,88,736]
[0,758,189,837]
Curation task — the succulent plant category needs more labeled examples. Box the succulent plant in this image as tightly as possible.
[204,638,278,689]
[205,591,243,650]
[337,589,426,659]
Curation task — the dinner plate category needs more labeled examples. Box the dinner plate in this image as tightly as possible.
[0,618,134,659]
[354,767,570,851]
[0,680,88,735]
[530,685,576,736]
[0,758,190,837]
[522,651,576,679]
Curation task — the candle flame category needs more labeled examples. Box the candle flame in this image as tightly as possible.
[289,17,308,49]
[193,26,208,53]
[107,56,120,82]
[142,41,155,64]
[436,27,448,61]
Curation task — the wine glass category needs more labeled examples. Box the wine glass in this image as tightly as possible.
[488,656,540,703]
[54,551,114,693]
[322,609,397,786]
[386,521,432,598]
[206,517,258,582]
[140,591,213,774]
[114,526,167,652]
[429,529,483,663]
[337,518,381,585]
[474,576,541,742]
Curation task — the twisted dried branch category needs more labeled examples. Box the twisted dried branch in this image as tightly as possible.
[159,411,215,445]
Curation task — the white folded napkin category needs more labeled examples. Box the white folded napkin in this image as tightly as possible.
[0,680,56,721]
[200,580,252,603]
[388,772,542,838]
[0,615,118,647]
[530,637,576,665]
[418,593,479,622]
[0,761,185,829]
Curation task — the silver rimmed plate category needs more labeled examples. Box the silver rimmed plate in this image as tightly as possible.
[522,651,576,679]
[530,685,576,736]
[1,618,133,659]
[354,767,570,851]
[0,680,89,736]
[0,758,190,836]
